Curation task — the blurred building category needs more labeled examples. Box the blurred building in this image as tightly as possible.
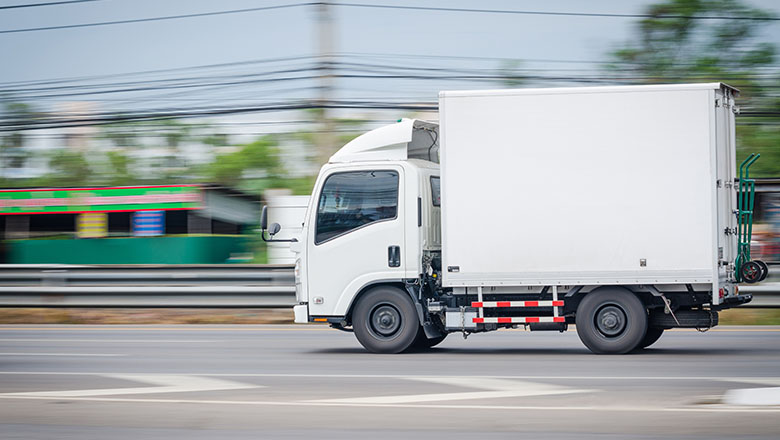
[57,102,99,152]
[0,184,261,264]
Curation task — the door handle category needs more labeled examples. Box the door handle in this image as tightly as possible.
[388,246,401,267]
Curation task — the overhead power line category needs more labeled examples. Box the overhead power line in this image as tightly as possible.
[0,0,97,10]
[332,2,780,21]
[0,100,439,132]
[2,1,777,35]
[0,2,314,34]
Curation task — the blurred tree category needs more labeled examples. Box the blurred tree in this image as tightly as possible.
[105,150,133,186]
[159,119,192,172]
[101,120,141,150]
[609,0,775,81]
[607,0,779,176]
[201,132,229,148]
[205,136,283,193]
[0,101,35,177]
[498,60,527,88]
[41,150,91,187]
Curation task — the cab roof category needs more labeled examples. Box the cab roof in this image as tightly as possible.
[329,118,439,164]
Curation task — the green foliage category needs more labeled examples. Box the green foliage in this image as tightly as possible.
[498,60,527,88]
[105,150,133,186]
[204,136,283,190]
[42,150,91,187]
[610,0,776,81]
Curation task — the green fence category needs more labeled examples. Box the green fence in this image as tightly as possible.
[7,235,250,264]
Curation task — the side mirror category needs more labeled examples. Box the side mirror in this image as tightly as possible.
[259,205,296,243]
[260,205,268,230]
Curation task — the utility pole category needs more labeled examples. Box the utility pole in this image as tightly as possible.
[315,1,336,166]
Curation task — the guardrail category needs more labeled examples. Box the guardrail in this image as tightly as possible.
[0,265,777,308]
[0,265,295,308]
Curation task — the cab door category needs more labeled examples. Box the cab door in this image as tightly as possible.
[306,166,406,316]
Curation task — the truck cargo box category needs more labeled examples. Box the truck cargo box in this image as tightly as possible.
[439,84,738,295]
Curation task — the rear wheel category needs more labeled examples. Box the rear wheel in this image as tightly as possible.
[353,286,420,354]
[638,327,664,349]
[576,288,648,354]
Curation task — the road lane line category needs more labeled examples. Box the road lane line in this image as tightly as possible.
[0,353,125,357]
[0,327,331,331]
[1,374,259,397]
[0,339,219,343]
[0,372,779,382]
[0,326,778,332]
[0,395,777,413]
[310,377,592,404]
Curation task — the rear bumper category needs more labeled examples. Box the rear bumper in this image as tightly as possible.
[713,293,753,310]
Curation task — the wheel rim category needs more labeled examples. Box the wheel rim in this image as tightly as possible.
[368,303,402,340]
[741,261,761,283]
[595,304,627,337]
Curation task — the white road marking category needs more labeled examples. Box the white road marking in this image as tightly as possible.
[0,353,124,357]
[0,339,217,343]
[310,376,593,404]
[721,378,780,387]
[0,372,778,382]
[0,395,778,413]
[1,374,260,398]
[723,387,780,406]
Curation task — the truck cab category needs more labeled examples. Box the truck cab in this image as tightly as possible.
[291,119,441,334]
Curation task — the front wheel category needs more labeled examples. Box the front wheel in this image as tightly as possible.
[353,286,420,354]
[575,288,648,354]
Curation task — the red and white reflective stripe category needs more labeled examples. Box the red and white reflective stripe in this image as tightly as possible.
[471,300,564,308]
[473,316,566,324]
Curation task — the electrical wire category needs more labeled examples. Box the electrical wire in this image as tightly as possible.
[2,1,776,36]
[0,2,315,34]
[331,2,780,21]
[0,0,98,9]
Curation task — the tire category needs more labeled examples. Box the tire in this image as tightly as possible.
[756,260,769,282]
[412,329,447,350]
[575,288,648,354]
[638,327,664,349]
[740,261,762,283]
[353,286,420,354]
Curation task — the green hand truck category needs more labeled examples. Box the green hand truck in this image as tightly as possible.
[735,153,768,283]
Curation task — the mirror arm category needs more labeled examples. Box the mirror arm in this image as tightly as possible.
[260,228,298,243]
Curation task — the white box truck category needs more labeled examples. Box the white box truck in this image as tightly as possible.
[261,83,765,354]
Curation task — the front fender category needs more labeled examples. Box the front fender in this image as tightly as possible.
[332,272,407,317]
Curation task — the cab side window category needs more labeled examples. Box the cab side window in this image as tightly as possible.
[315,170,399,244]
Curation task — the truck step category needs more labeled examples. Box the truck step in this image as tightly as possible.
[473,317,566,324]
[472,300,563,308]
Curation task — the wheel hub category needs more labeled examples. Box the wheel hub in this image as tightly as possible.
[370,304,401,338]
[596,305,626,337]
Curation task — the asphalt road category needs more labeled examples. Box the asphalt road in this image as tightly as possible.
[1,325,779,439]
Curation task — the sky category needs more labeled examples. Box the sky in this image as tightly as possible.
[1,0,779,144]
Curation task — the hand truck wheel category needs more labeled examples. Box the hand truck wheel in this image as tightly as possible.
[755,260,769,282]
[740,261,762,284]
